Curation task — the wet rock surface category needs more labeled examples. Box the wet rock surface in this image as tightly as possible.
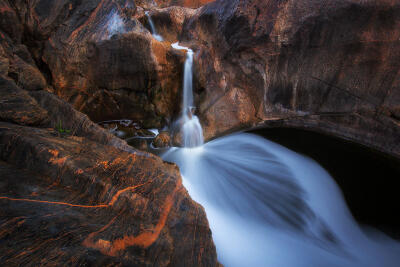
[1,0,400,264]
[140,7,196,43]
[153,131,172,148]
[0,76,218,265]
[0,122,217,266]
[0,0,191,128]
[184,0,400,158]
[0,1,219,265]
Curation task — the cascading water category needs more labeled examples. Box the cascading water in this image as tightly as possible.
[165,44,400,266]
[145,11,163,42]
[171,42,204,147]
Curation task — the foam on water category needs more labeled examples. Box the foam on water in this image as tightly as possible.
[163,133,400,267]
[172,42,203,148]
[164,41,400,266]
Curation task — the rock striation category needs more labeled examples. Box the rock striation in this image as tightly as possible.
[184,0,400,158]
[0,122,216,266]
[0,0,218,265]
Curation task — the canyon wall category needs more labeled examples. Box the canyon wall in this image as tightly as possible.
[0,0,218,265]
[1,0,400,263]
[185,0,400,158]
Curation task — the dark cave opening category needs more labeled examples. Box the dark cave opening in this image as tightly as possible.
[250,127,400,240]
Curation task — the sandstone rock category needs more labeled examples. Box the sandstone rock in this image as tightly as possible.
[140,7,196,42]
[153,131,171,148]
[155,0,215,8]
[0,0,184,128]
[0,0,23,42]
[128,137,150,150]
[0,2,222,265]
[0,56,8,75]
[9,56,47,91]
[0,122,218,266]
[183,0,400,158]
[0,76,48,125]
[32,0,183,128]
[30,90,132,152]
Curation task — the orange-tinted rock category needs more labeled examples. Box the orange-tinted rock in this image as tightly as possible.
[155,0,215,8]
[30,90,132,152]
[153,131,171,148]
[35,0,184,127]
[9,55,47,91]
[184,0,400,158]
[0,1,220,265]
[140,7,196,43]
[0,122,218,266]
[0,76,48,125]
[0,0,186,128]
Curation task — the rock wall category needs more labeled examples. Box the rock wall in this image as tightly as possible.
[183,0,400,158]
[0,0,195,127]
[0,122,217,266]
[155,0,215,8]
[0,0,219,265]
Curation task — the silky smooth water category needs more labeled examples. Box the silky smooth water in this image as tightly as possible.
[163,42,400,267]
[145,11,163,42]
[171,42,203,147]
[163,134,400,267]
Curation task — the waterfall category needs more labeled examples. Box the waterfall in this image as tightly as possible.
[145,11,163,42]
[172,42,204,147]
[164,42,400,267]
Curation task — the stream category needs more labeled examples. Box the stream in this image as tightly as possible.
[161,41,400,266]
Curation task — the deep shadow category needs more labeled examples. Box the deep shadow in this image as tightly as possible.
[250,127,400,239]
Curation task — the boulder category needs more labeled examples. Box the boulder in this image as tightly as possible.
[153,131,171,148]
[0,122,218,266]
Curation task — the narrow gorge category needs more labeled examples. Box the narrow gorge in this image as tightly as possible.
[1,0,399,266]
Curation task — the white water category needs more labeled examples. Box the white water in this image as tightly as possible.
[164,42,400,267]
[171,42,204,147]
[145,11,163,42]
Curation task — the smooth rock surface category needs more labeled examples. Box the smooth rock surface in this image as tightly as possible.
[0,122,218,266]
[183,0,400,158]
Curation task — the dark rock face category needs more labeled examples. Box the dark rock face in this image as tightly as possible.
[184,0,400,158]
[0,0,190,128]
[141,7,196,43]
[0,77,48,125]
[153,131,171,148]
[0,122,217,266]
[0,1,219,265]
[39,0,183,127]
[0,75,219,264]
[155,0,215,8]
